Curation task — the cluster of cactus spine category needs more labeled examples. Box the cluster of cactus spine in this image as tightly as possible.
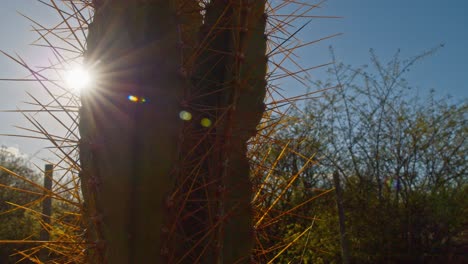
[80,0,267,262]
[0,0,334,262]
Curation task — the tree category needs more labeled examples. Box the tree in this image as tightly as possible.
[0,147,41,264]
[0,149,84,263]
[266,48,467,263]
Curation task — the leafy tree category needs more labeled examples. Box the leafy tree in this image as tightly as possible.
[267,48,467,263]
[0,147,41,264]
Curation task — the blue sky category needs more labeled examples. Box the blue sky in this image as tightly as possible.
[0,0,467,161]
[311,0,468,98]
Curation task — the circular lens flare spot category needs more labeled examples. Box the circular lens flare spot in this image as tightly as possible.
[200,118,212,128]
[65,66,91,91]
[179,111,192,121]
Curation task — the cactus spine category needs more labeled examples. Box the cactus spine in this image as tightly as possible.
[80,0,267,262]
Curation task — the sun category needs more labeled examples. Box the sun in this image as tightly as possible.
[65,66,92,91]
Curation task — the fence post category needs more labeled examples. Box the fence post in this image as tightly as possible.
[39,164,53,260]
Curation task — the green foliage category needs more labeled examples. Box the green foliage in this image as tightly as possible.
[265,49,468,263]
[0,147,41,264]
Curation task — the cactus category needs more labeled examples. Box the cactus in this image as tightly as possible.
[1,0,335,262]
[80,0,267,262]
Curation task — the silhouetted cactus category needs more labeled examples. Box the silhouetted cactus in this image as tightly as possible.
[0,0,333,262]
[80,0,267,262]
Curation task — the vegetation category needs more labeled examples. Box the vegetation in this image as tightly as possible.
[79,1,271,262]
[0,147,41,263]
[1,1,466,263]
[1,0,336,263]
[264,49,468,263]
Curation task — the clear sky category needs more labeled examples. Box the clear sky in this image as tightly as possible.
[326,0,468,99]
[0,0,467,161]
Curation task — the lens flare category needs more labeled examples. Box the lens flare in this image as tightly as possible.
[200,118,212,128]
[179,111,192,121]
[128,95,139,102]
[127,95,147,103]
